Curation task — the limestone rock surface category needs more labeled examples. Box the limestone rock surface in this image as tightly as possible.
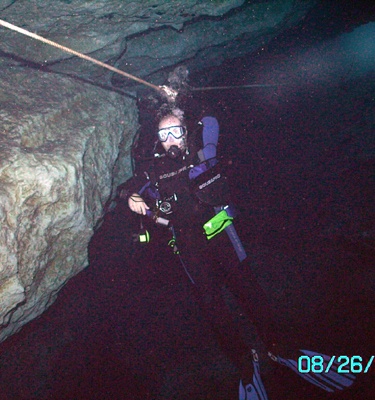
[0,0,313,85]
[0,69,138,342]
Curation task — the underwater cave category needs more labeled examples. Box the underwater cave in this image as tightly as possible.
[0,1,374,399]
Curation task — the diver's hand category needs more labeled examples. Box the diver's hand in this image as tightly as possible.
[128,193,150,215]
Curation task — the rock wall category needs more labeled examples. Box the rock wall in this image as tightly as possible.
[0,69,138,342]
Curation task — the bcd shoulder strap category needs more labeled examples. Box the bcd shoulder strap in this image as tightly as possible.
[189,116,230,206]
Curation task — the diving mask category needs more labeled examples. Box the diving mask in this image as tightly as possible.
[157,125,186,142]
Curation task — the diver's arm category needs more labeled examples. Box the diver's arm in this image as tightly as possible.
[127,193,150,215]
[117,169,150,215]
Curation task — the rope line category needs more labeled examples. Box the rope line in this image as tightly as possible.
[0,18,166,94]
[191,83,285,91]
[0,18,284,97]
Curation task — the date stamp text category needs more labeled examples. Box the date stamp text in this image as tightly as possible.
[298,355,374,374]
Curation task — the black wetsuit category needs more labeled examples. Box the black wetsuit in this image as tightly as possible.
[120,132,280,377]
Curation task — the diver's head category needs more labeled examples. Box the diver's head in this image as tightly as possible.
[157,114,187,159]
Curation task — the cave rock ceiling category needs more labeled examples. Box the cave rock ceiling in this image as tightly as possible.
[0,0,313,86]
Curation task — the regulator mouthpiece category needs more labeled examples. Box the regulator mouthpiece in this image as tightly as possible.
[167,145,182,159]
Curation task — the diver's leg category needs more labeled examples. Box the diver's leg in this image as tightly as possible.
[189,265,255,379]
[176,229,269,398]
[217,254,282,351]
[179,249,267,399]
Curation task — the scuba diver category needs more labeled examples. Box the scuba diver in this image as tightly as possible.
[117,109,356,399]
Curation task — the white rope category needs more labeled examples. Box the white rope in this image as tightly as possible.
[0,19,283,99]
[0,18,178,99]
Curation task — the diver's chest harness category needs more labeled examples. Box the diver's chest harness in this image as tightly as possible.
[139,153,229,220]
[136,117,247,280]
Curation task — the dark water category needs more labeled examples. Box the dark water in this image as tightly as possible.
[1,4,374,399]
[0,69,373,399]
